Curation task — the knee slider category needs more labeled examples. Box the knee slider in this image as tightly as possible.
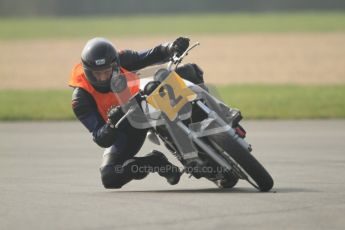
[100,165,125,189]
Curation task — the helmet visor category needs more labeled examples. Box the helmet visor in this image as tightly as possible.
[92,67,113,84]
[84,62,120,87]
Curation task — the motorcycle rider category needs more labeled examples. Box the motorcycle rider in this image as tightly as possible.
[69,37,205,188]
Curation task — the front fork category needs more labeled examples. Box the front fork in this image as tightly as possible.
[175,101,251,173]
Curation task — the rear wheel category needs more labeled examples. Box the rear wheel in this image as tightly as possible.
[217,173,239,189]
[208,131,274,192]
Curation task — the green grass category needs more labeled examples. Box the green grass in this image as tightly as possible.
[1,12,345,39]
[216,85,345,119]
[0,90,75,120]
[1,85,345,120]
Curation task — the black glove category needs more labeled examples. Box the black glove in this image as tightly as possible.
[169,37,190,57]
[107,106,125,128]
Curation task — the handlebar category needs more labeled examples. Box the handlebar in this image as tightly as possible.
[114,93,144,128]
[167,42,200,71]
[114,41,201,128]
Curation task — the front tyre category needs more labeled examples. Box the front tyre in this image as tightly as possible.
[208,131,274,192]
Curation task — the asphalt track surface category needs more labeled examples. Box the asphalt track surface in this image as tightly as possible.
[1,120,345,230]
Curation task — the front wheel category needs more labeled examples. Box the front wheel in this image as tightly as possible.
[208,130,274,192]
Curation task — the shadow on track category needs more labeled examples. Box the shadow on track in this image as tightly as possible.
[273,187,320,193]
[114,187,261,193]
[110,187,319,194]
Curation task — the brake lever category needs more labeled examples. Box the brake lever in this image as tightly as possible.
[168,42,200,70]
[181,42,200,59]
[114,106,136,128]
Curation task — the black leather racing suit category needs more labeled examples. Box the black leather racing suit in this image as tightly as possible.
[71,43,204,188]
[72,44,173,147]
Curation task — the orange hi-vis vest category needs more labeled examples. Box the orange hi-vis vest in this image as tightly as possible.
[69,63,140,122]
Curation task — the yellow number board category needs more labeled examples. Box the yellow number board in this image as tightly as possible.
[147,71,197,121]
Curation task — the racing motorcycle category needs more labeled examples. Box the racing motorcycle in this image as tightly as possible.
[111,42,274,192]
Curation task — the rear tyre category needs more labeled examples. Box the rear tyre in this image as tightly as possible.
[217,174,239,189]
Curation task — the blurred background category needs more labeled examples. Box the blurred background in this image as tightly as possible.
[0,0,344,119]
[1,0,345,16]
[1,3,345,230]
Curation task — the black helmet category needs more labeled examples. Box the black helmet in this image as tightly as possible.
[81,37,120,91]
